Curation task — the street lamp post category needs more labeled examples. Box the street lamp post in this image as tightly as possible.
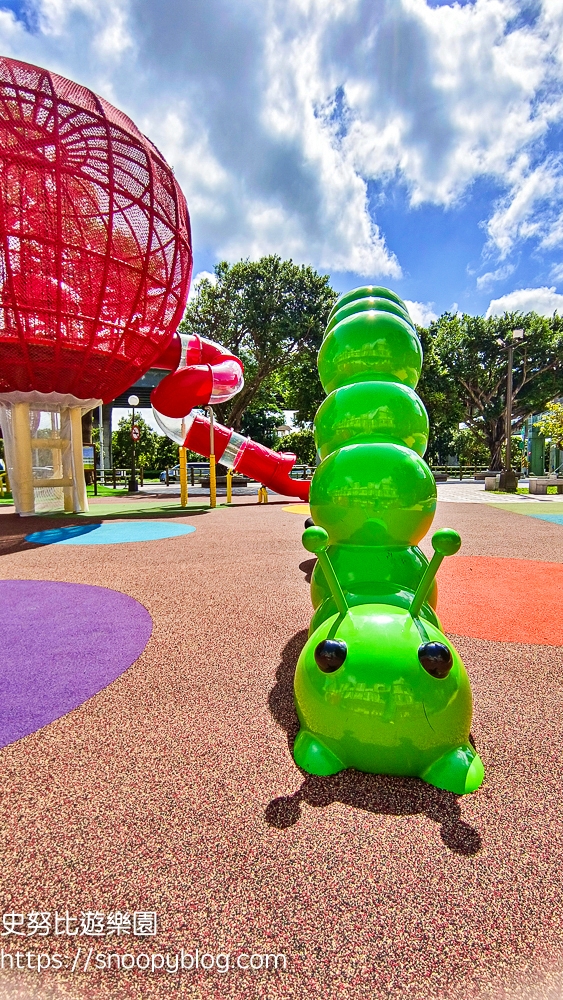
[497,330,524,492]
[128,394,140,493]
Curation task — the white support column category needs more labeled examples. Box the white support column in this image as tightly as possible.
[60,408,74,512]
[69,406,88,513]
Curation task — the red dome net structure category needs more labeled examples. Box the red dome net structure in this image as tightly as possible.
[0,56,193,402]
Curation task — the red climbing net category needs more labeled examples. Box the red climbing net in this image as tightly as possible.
[0,56,192,401]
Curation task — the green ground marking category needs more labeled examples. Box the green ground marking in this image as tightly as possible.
[490,502,563,515]
[490,487,561,496]
[0,499,234,518]
[86,487,129,498]
[85,483,163,497]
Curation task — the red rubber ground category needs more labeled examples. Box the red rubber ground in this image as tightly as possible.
[436,556,563,644]
[0,498,561,999]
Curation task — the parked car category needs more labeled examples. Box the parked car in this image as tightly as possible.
[160,465,181,482]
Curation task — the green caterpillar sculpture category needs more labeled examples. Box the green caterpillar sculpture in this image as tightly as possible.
[293,286,484,795]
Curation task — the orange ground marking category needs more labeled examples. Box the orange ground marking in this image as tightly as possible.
[436,555,563,645]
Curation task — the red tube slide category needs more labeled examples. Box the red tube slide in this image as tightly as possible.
[151,333,310,502]
[182,413,310,502]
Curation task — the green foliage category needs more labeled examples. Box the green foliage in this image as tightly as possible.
[111,415,201,470]
[181,255,336,429]
[274,428,316,464]
[424,311,563,469]
[534,401,563,447]
[240,407,285,447]
[450,427,490,465]
[154,433,181,469]
[416,326,464,464]
[112,414,157,469]
[280,353,324,425]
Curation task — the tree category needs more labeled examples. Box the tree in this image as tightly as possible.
[416,326,465,464]
[180,256,336,430]
[450,427,490,466]
[112,414,158,469]
[278,338,325,426]
[240,407,285,447]
[534,401,563,447]
[274,428,316,464]
[154,433,181,470]
[427,311,563,469]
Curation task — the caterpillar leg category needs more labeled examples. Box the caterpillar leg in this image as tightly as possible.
[420,744,484,795]
[293,729,346,776]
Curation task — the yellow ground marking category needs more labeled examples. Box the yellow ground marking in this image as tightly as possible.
[283,503,311,515]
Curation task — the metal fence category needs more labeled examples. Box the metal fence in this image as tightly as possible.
[290,464,496,482]
[431,465,493,480]
[96,463,242,488]
[92,461,499,491]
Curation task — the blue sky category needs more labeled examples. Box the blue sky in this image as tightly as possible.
[2,0,563,323]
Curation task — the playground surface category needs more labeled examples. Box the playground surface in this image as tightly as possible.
[0,492,562,999]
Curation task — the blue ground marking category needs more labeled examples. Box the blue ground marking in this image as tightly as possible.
[529,513,563,526]
[25,521,196,545]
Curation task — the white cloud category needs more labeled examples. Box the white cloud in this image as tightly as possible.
[485,158,563,257]
[476,263,517,290]
[2,0,563,278]
[333,1,561,205]
[486,286,563,317]
[404,300,438,327]
[187,271,217,302]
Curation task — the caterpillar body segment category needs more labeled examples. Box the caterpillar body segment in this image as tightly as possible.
[309,287,437,632]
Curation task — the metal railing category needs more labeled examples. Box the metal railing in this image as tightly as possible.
[288,464,497,482]
[97,464,251,488]
[290,464,315,480]
[0,461,535,501]
[430,464,493,480]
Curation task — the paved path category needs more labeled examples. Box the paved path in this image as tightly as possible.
[437,479,563,503]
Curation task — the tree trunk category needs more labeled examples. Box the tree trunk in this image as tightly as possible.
[485,416,505,470]
[225,377,268,431]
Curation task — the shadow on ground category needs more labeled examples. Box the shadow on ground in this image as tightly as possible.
[0,508,211,557]
[266,629,482,856]
[299,558,316,583]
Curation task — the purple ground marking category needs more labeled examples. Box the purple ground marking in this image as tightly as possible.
[0,580,152,748]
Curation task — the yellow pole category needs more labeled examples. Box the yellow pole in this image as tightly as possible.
[179,445,188,507]
[226,468,232,504]
[207,405,216,509]
[12,402,34,514]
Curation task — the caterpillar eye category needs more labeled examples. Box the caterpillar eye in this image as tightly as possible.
[314,639,347,672]
[418,642,453,679]
[304,516,315,529]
